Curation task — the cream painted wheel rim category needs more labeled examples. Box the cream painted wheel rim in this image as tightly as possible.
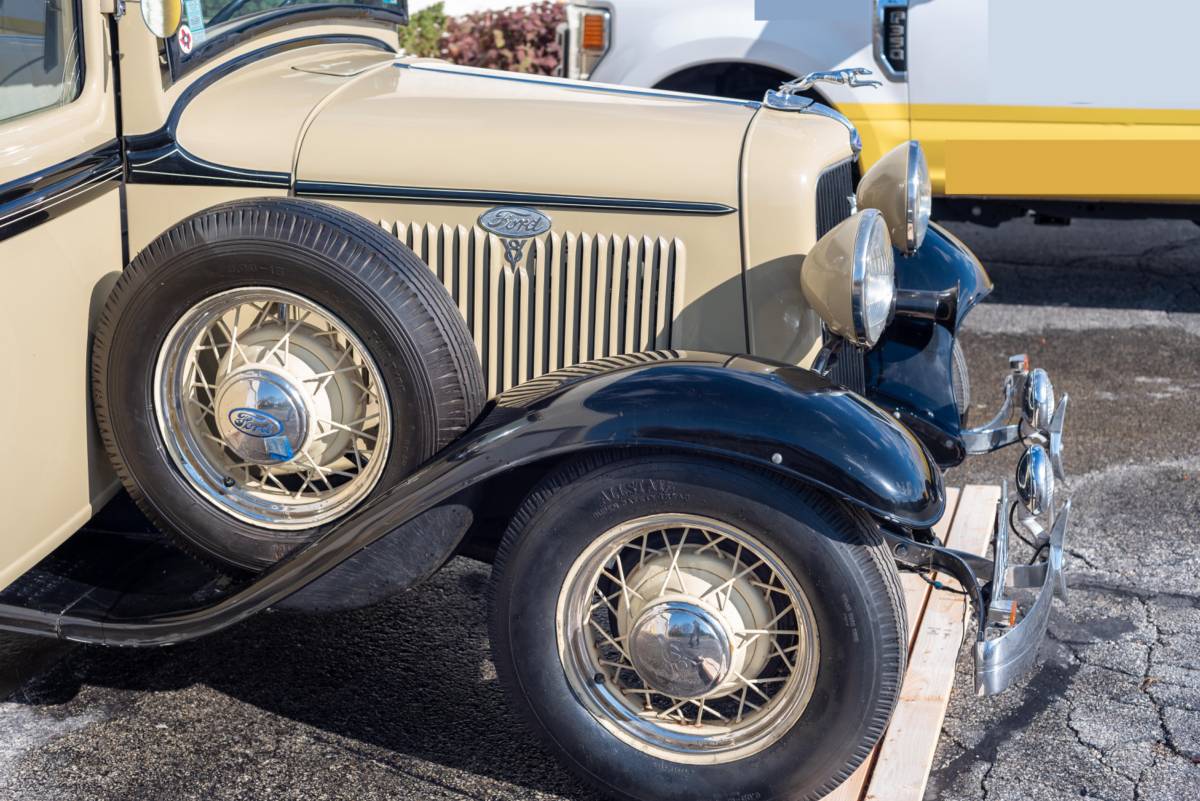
[556,514,820,764]
[154,287,391,530]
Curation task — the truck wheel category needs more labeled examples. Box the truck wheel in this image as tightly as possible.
[491,455,906,801]
[92,198,484,571]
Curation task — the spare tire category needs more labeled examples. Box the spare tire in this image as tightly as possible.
[92,198,485,571]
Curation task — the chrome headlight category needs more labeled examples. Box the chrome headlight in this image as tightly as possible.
[856,140,932,253]
[1016,444,1054,516]
[1022,368,1056,430]
[801,209,896,347]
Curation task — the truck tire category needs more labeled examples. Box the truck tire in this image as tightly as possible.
[92,197,484,571]
[491,454,907,801]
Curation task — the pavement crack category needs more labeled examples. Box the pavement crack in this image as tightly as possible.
[1138,602,1198,771]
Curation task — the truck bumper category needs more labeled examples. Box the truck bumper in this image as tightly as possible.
[974,483,1070,695]
[963,354,1072,695]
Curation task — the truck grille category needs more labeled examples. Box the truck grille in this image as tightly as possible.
[385,221,685,396]
[815,159,855,238]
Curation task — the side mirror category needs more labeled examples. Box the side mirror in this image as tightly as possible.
[141,0,183,39]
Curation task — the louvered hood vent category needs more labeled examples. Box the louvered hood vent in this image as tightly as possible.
[384,221,686,396]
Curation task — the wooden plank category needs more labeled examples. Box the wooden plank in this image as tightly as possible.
[819,488,962,801]
[862,485,1000,801]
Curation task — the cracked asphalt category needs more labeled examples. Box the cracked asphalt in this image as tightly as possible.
[2,217,1199,800]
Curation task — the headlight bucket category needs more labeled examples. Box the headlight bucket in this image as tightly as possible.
[856,140,932,253]
[801,209,896,347]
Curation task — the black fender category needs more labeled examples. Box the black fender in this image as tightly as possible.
[286,350,945,611]
[863,224,993,466]
[0,351,942,642]
[466,351,943,526]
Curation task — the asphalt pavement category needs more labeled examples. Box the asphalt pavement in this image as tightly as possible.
[2,216,1199,800]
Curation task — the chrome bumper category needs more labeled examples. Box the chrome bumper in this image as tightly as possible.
[974,484,1070,695]
[883,355,1073,694]
[964,354,1072,695]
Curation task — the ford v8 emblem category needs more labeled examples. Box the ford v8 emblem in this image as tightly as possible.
[228,407,284,438]
[479,206,552,238]
[479,206,552,269]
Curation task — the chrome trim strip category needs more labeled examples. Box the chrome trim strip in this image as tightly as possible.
[393,62,761,109]
[294,181,737,215]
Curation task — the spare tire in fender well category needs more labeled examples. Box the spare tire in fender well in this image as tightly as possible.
[91,197,485,572]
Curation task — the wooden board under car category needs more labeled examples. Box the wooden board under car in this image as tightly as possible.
[821,484,1001,801]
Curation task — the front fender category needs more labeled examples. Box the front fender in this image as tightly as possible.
[863,224,993,465]
[472,351,944,527]
[284,350,943,612]
[7,352,942,641]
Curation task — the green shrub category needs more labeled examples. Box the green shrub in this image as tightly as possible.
[399,2,448,58]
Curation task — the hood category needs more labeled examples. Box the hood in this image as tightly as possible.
[294,59,759,207]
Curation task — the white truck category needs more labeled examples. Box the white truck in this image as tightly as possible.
[559,0,1200,224]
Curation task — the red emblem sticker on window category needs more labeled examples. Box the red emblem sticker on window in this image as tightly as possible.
[178,25,194,55]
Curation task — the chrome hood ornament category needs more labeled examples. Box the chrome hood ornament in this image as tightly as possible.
[762,70,875,156]
[776,67,883,97]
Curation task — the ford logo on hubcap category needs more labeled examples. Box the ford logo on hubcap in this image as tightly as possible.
[478,206,552,238]
[228,407,283,438]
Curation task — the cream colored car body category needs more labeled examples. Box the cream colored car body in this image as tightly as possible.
[0,1,854,590]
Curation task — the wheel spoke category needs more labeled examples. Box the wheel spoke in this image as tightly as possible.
[560,514,820,759]
[158,288,393,529]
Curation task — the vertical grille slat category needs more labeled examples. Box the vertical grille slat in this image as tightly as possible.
[815,160,855,239]
[384,220,685,397]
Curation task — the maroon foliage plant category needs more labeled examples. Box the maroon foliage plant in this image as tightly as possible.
[441,2,566,74]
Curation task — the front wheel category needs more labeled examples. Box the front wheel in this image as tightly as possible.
[490,455,907,801]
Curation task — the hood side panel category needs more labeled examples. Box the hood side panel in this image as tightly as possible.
[296,61,756,206]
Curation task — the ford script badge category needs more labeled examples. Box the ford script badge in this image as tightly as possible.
[228,407,284,438]
[478,206,552,239]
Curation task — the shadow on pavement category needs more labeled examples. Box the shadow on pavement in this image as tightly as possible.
[6,552,600,799]
[942,217,1200,313]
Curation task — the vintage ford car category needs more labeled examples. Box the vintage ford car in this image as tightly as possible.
[0,2,1071,799]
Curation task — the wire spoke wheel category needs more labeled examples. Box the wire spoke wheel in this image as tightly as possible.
[154,287,391,530]
[557,513,820,763]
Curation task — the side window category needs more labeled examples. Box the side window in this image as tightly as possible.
[0,0,81,124]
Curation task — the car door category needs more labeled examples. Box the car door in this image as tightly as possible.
[906,0,1200,202]
[0,0,122,589]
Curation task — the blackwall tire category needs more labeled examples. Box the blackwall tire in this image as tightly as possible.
[91,198,484,571]
[490,454,907,801]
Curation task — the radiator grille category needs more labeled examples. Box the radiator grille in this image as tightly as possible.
[384,221,685,396]
[828,342,867,394]
[815,159,855,238]
[815,159,864,391]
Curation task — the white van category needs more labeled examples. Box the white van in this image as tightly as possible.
[560,0,1200,224]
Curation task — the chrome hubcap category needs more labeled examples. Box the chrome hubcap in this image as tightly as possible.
[628,601,732,699]
[155,287,391,531]
[214,367,311,464]
[557,514,820,764]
